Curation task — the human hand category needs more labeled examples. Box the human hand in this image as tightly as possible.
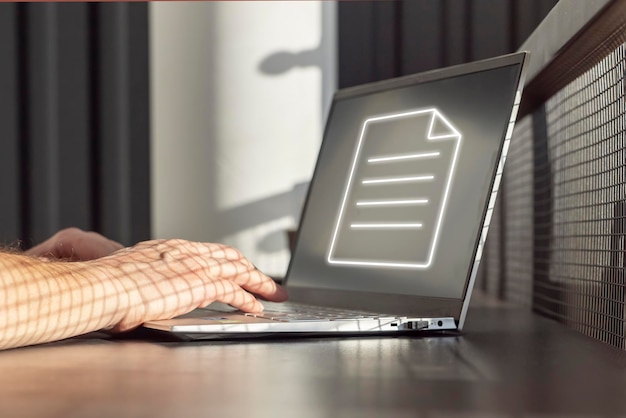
[88,239,288,332]
[25,227,124,261]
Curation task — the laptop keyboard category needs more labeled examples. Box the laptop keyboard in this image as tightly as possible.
[242,302,395,322]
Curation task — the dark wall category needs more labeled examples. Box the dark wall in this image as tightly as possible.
[338,0,558,88]
[0,3,150,248]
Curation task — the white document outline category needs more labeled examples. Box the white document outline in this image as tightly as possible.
[327,108,462,269]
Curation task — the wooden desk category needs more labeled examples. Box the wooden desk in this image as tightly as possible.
[1,302,626,417]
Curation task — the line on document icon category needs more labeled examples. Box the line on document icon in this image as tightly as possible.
[355,199,429,207]
[361,175,434,185]
[350,223,423,229]
[367,151,440,164]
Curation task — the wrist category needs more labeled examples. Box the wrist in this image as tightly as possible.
[82,258,143,332]
[65,260,129,331]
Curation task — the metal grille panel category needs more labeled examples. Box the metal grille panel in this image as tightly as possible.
[496,44,626,349]
[541,45,625,348]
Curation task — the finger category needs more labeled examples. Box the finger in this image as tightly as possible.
[24,242,53,258]
[83,231,124,250]
[209,279,264,313]
[108,239,124,250]
[200,257,287,301]
[157,252,286,304]
[241,272,288,302]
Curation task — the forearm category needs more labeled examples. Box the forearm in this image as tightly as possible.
[0,253,129,350]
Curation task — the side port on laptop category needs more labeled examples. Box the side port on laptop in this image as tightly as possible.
[398,317,457,331]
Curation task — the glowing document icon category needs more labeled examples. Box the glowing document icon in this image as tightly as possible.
[328,108,462,269]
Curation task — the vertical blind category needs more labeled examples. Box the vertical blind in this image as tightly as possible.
[0,2,150,248]
[337,0,557,88]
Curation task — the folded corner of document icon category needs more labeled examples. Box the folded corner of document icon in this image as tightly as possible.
[327,108,462,270]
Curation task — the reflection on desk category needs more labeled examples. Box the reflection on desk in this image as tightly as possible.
[1,303,626,417]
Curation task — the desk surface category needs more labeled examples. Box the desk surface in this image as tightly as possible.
[2,300,626,417]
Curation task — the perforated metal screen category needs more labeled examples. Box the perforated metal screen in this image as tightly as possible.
[541,47,625,348]
[482,44,626,349]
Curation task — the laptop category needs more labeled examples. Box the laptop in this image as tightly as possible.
[144,51,529,338]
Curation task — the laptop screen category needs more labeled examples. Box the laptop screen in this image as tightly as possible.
[286,55,525,301]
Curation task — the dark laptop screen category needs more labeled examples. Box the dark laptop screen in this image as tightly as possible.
[287,60,522,300]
